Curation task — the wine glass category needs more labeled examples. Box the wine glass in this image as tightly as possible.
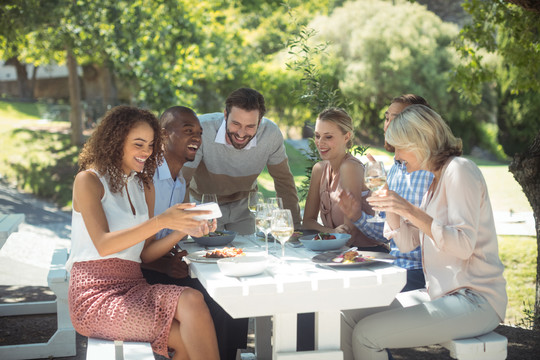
[202,194,218,229]
[265,197,283,248]
[270,209,294,259]
[248,191,264,215]
[364,161,387,223]
[255,203,273,254]
[266,197,283,209]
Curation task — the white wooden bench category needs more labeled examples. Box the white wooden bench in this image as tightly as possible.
[86,338,155,360]
[0,213,25,249]
[441,331,507,360]
[0,247,76,360]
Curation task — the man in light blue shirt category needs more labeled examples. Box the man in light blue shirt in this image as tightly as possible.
[141,106,248,360]
[340,94,434,292]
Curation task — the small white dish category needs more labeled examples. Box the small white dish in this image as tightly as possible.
[185,202,222,220]
[217,256,269,277]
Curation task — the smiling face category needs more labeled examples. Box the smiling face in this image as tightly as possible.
[314,119,350,160]
[164,114,202,163]
[224,106,260,149]
[394,148,421,173]
[122,121,155,175]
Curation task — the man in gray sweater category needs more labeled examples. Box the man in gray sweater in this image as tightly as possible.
[182,87,302,233]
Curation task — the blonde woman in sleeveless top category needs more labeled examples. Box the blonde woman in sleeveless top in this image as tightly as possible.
[303,108,387,251]
[67,106,219,360]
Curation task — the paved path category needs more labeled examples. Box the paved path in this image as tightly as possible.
[0,178,71,287]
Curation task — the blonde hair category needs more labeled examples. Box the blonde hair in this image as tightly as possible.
[317,107,354,148]
[385,104,462,171]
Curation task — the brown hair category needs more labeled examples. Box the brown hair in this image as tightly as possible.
[317,107,354,149]
[78,105,163,193]
[225,87,266,120]
[391,94,431,108]
[385,94,431,152]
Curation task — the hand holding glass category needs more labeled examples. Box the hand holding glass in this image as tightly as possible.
[270,209,294,258]
[364,161,387,223]
[201,194,218,229]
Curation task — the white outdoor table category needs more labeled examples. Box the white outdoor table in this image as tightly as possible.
[182,235,406,360]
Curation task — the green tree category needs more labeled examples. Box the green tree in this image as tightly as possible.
[452,0,540,330]
[311,0,490,153]
[0,0,61,100]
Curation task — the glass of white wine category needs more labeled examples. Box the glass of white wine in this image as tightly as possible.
[270,209,294,259]
[364,161,387,223]
[255,203,273,255]
[248,191,264,237]
[248,191,264,214]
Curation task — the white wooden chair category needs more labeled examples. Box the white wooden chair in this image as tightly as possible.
[0,213,25,249]
[86,338,154,360]
[0,247,76,359]
[441,331,507,360]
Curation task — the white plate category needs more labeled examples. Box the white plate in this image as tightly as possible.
[184,249,258,263]
[312,250,394,268]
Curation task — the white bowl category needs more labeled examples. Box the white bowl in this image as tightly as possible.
[217,256,269,277]
[299,233,351,251]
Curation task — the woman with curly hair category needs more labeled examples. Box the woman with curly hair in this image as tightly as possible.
[66,106,219,360]
[345,104,506,360]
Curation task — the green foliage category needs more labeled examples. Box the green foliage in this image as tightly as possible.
[297,138,321,202]
[286,27,344,113]
[0,128,79,207]
[450,0,540,156]
[310,0,492,152]
[451,0,540,102]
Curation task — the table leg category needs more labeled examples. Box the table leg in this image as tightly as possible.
[273,313,297,359]
[315,310,341,350]
[255,316,272,360]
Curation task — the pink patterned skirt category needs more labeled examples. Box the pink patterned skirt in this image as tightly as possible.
[69,258,186,358]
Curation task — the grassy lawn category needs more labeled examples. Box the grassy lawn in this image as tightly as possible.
[0,100,537,328]
[499,235,537,327]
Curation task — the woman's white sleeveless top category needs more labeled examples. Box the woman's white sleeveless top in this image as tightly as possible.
[66,170,148,272]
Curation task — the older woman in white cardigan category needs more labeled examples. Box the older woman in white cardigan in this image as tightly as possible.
[348,104,507,360]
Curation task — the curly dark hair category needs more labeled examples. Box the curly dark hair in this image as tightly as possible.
[78,105,163,193]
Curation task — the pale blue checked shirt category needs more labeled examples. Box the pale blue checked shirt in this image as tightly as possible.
[153,159,186,240]
[353,159,433,269]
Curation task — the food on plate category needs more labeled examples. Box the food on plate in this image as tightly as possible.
[314,232,337,240]
[289,231,306,243]
[332,250,372,264]
[206,231,225,237]
[205,247,245,258]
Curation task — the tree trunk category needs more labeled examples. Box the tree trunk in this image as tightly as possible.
[98,62,117,109]
[5,56,33,100]
[509,129,540,330]
[66,48,83,146]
